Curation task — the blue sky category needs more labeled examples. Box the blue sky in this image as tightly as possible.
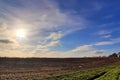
[0,0,120,57]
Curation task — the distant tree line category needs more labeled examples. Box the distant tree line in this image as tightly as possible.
[109,52,120,58]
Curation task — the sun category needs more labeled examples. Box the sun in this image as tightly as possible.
[16,29,26,38]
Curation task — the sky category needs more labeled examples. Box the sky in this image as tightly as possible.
[0,0,120,57]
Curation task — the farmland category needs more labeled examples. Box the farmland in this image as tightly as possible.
[39,60,120,80]
[0,57,120,80]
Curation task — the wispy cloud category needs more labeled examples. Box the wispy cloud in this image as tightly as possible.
[98,22,115,28]
[0,39,13,44]
[72,45,93,52]
[47,40,60,47]
[97,30,112,35]
[73,50,106,57]
[0,0,88,57]
[46,32,63,41]
[95,41,113,46]
[68,44,106,57]
[95,38,120,46]
[101,35,111,38]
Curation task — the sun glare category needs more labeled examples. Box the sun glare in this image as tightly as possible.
[16,29,26,38]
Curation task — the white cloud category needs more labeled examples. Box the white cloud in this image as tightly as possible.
[47,32,63,40]
[99,22,115,28]
[97,30,111,35]
[47,40,60,47]
[95,41,113,45]
[101,35,111,38]
[74,50,106,57]
[0,22,7,32]
[34,37,120,57]
[66,44,106,57]
[72,45,92,52]
[95,38,120,46]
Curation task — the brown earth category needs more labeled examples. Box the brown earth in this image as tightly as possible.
[0,57,120,80]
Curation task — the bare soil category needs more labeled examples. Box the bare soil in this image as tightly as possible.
[0,57,120,80]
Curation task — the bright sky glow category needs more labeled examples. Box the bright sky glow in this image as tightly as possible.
[16,29,26,39]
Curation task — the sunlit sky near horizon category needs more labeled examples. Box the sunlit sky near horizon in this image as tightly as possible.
[0,0,120,57]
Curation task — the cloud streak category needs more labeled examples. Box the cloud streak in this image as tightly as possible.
[0,39,13,44]
[72,45,92,52]
[95,38,120,46]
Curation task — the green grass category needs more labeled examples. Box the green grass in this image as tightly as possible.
[33,61,120,80]
[95,68,120,80]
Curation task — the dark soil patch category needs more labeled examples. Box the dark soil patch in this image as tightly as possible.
[87,72,106,80]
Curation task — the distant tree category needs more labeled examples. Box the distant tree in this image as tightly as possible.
[109,53,118,58]
[118,52,120,58]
